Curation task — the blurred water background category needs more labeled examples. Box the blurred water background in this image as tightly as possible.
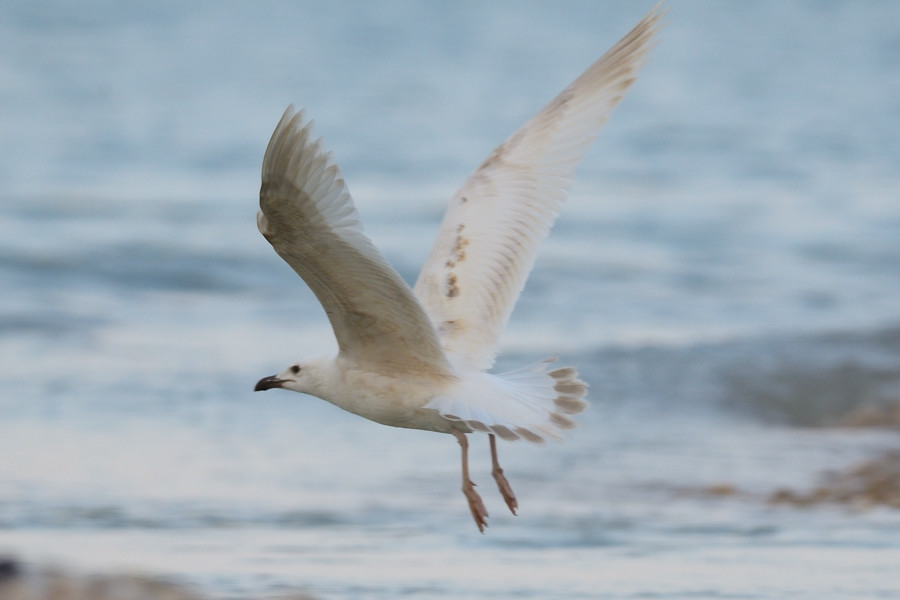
[2,1,900,598]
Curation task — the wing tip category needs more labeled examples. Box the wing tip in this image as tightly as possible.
[592,2,667,79]
[261,105,323,183]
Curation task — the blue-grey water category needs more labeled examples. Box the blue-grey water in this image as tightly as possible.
[2,1,900,598]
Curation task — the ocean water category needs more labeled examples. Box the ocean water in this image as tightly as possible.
[2,1,900,598]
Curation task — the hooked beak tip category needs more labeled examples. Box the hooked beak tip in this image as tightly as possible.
[254,375,285,392]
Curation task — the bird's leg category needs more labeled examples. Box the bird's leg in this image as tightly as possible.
[451,429,489,532]
[489,434,518,515]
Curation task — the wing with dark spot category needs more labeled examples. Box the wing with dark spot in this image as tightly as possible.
[413,6,663,370]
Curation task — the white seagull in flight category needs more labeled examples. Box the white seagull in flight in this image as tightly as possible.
[255,6,662,531]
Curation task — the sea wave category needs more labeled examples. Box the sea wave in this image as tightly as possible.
[577,325,900,426]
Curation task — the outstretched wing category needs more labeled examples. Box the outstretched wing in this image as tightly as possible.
[413,6,662,371]
[259,106,453,377]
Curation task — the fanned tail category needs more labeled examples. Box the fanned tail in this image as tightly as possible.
[425,359,589,443]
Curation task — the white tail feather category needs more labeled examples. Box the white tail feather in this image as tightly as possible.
[425,359,588,443]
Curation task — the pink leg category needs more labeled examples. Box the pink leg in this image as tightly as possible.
[451,430,489,532]
[490,434,518,515]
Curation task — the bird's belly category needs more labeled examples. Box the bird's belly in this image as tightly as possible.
[326,372,466,434]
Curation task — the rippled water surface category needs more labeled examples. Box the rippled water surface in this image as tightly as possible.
[2,1,900,598]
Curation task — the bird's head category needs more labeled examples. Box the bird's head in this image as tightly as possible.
[254,362,308,394]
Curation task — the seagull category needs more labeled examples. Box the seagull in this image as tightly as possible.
[254,5,662,532]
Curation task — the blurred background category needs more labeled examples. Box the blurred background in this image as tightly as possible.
[1,1,899,598]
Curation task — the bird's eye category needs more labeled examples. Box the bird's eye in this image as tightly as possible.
[290,365,301,374]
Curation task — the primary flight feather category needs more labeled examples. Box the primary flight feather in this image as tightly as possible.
[254,5,662,532]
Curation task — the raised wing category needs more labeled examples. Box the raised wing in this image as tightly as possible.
[259,106,453,377]
[414,6,662,371]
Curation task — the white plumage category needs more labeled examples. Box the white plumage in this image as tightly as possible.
[254,5,662,531]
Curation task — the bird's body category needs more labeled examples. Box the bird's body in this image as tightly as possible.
[275,353,456,432]
[257,351,585,439]
[254,5,662,531]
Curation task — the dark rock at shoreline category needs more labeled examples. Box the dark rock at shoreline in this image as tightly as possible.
[0,559,316,600]
[770,450,900,509]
